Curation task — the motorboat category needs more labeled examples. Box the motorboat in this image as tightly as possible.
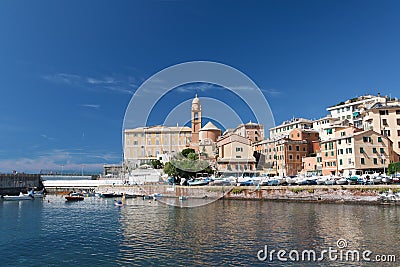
[114,200,124,207]
[65,192,84,201]
[335,177,348,185]
[3,192,34,201]
[188,179,209,186]
[99,192,123,198]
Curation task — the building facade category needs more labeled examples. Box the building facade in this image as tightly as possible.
[216,133,257,176]
[362,104,400,160]
[124,125,192,167]
[326,94,388,128]
[269,118,313,140]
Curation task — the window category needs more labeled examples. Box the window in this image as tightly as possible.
[339,159,343,165]
[148,140,151,145]
[331,151,334,156]
[373,148,377,153]
[346,148,353,154]
[338,140,341,145]
[341,132,345,136]
[397,110,400,114]
[382,119,388,126]
[373,158,378,165]
[296,146,299,151]
[296,155,300,160]
[289,154,293,160]
[379,110,389,115]
[236,147,243,152]
[361,158,365,165]
[398,130,400,136]
[134,140,138,145]
[398,141,400,149]
[397,119,400,126]
[378,137,382,142]
[382,130,391,137]
[325,152,328,157]
[236,155,242,158]
[380,148,384,154]
[363,137,371,142]
[360,147,364,153]
[347,138,352,144]
[289,145,292,151]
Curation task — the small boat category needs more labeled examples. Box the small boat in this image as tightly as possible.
[188,179,209,186]
[285,177,297,185]
[123,193,137,198]
[114,200,124,207]
[381,175,392,184]
[347,176,358,185]
[99,192,123,198]
[324,179,336,185]
[179,196,188,201]
[335,178,348,185]
[65,193,84,201]
[3,192,34,201]
[316,177,327,185]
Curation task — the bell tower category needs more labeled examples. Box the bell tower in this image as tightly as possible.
[191,94,202,144]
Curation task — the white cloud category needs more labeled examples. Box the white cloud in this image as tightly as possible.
[43,72,136,95]
[263,88,282,96]
[81,104,100,109]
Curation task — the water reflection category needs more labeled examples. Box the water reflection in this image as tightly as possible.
[117,200,400,266]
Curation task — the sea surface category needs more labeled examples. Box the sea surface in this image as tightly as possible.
[1,195,399,266]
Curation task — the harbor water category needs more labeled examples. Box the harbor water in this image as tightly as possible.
[1,195,399,266]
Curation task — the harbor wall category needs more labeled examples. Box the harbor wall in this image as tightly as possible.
[95,184,400,204]
[0,174,43,195]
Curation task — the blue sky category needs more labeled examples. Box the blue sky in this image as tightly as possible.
[1,0,400,173]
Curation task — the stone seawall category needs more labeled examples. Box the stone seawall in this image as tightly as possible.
[94,184,400,204]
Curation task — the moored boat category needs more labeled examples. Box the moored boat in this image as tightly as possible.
[3,192,34,201]
[99,192,123,198]
[188,179,209,186]
[65,192,84,201]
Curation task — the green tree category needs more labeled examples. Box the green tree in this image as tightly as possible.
[150,159,163,169]
[388,162,400,175]
[187,152,199,161]
[164,162,178,176]
[181,148,195,158]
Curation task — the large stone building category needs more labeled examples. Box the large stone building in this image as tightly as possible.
[124,125,192,167]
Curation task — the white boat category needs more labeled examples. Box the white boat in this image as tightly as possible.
[335,178,348,185]
[324,178,336,185]
[316,177,327,185]
[381,175,392,184]
[285,177,297,185]
[3,192,34,201]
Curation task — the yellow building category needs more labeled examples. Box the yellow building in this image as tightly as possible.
[124,125,192,167]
